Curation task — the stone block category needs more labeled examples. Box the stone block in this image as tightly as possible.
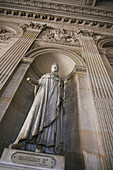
[0,148,65,170]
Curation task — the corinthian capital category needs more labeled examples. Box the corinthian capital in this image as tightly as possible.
[77,29,94,37]
[20,22,47,32]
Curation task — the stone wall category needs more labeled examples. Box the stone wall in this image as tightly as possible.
[0,10,113,169]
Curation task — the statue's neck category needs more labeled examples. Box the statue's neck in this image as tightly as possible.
[50,72,59,78]
[51,72,58,75]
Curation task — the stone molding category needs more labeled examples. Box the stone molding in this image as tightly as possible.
[0,0,113,24]
[0,13,113,36]
[24,46,85,65]
[0,0,113,19]
[21,57,34,64]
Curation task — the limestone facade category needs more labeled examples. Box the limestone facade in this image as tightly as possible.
[0,0,113,169]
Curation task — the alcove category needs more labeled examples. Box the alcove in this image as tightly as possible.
[0,47,86,169]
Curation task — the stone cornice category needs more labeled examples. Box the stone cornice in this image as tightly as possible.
[0,0,113,24]
[0,15,113,35]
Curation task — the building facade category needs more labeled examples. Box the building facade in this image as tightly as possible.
[0,0,113,169]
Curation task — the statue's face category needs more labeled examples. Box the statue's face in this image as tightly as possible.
[51,64,59,73]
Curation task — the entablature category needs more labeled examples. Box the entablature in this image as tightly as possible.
[0,0,113,24]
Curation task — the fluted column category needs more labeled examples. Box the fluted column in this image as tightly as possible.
[0,25,45,91]
[80,31,113,170]
[0,57,34,122]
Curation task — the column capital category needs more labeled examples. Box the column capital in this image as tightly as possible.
[75,65,87,73]
[93,34,106,41]
[64,65,87,84]
[20,22,47,33]
[21,57,34,64]
[98,48,107,55]
[77,29,94,37]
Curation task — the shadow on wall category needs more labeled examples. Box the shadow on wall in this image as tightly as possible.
[63,79,85,170]
[0,68,34,157]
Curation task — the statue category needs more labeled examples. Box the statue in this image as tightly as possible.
[10,63,65,154]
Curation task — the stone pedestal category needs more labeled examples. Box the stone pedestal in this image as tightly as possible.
[0,148,65,170]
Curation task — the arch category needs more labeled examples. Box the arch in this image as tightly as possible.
[0,21,23,37]
[97,37,113,49]
[96,37,113,82]
[24,47,86,78]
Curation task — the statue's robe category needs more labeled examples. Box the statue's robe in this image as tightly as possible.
[13,72,64,154]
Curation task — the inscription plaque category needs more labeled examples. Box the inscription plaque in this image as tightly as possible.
[11,152,56,168]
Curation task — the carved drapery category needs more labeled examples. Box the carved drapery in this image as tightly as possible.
[0,23,46,91]
[80,31,113,169]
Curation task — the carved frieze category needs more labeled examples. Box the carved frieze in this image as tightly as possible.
[39,28,81,47]
[10,0,19,4]
[18,0,27,5]
[26,0,34,6]
[20,22,47,32]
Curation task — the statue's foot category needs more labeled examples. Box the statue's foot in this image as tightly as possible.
[9,143,17,149]
[35,148,44,153]
[9,144,13,149]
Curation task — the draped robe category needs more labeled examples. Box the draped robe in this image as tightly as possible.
[13,72,64,154]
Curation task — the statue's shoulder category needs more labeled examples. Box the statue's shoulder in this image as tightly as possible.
[41,73,51,79]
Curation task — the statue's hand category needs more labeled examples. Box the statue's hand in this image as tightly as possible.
[27,77,31,83]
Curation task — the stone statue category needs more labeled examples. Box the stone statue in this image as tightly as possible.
[10,63,65,154]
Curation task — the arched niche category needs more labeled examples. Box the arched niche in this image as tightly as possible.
[97,37,113,82]
[0,47,86,169]
[24,47,85,79]
[23,47,86,169]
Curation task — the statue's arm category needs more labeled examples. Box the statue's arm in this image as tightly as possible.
[27,77,38,85]
[27,77,39,97]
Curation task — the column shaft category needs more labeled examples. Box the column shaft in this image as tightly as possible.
[81,35,113,169]
[0,30,40,90]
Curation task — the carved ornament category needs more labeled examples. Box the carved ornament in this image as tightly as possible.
[40,28,81,47]
[77,29,94,37]
[93,34,106,45]
[0,28,11,43]
[20,22,47,32]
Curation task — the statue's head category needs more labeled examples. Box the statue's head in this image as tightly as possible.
[51,63,59,73]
